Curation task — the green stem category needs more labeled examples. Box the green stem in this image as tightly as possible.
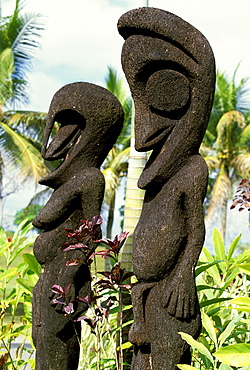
[118,288,123,370]
[1,339,17,370]
[96,322,101,370]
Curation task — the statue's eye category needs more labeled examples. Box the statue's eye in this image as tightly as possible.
[145,69,190,113]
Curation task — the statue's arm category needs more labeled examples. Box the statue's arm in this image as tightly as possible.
[161,156,208,319]
[33,168,104,229]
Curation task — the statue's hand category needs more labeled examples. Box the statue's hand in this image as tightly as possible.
[162,270,198,319]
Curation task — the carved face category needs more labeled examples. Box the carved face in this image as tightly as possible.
[40,82,124,187]
[118,7,215,188]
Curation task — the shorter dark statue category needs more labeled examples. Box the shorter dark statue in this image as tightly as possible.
[118,7,216,369]
[32,82,124,370]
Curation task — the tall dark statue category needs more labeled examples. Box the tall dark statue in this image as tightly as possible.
[118,7,215,369]
[32,82,124,370]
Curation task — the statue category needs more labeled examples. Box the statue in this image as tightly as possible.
[32,82,124,370]
[118,7,215,369]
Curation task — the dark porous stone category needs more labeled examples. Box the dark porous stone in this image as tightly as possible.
[118,7,215,369]
[32,82,124,370]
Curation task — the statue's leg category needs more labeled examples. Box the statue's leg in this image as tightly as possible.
[131,345,152,370]
[144,284,201,370]
[129,282,155,346]
[32,265,81,370]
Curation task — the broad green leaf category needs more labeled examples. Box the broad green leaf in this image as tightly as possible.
[196,284,223,292]
[121,341,133,349]
[229,307,250,313]
[214,344,250,367]
[200,247,222,286]
[178,332,214,363]
[213,228,226,261]
[200,246,214,263]
[223,267,240,288]
[0,267,17,281]
[200,297,231,309]
[9,235,36,265]
[22,253,41,276]
[230,297,250,306]
[239,264,250,277]
[196,275,214,300]
[235,249,250,265]
[218,363,233,370]
[0,242,11,255]
[111,320,134,333]
[201,312,217,345]
[16,278,34,293]
[195,260,222,277]
[177,365,198,370]
[218,316,239,347]
[227,234,241,261]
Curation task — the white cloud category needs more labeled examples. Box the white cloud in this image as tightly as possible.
[4,0,250,111]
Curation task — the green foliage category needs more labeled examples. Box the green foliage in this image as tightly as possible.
[14,204,43,228]
[202,68,250,238]
[0,0,44,107]
[0,220,39,369]
[178,228,250,369]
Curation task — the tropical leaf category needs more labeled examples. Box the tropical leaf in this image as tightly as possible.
[232,153,250,179]
[0,121,49,181]
[227,233,242,261]
[212,228,226,265]
[178,332,214,363]
[177,365,198,370]
[205,169,231,223]
[0,0,44,106]
[201,312,217,345]
[214,344,250,367]
[0,48,14,105]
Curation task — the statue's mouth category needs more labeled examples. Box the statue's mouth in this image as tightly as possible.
[42,123,81,161]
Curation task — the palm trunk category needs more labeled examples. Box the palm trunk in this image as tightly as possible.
[105,193,115,271]
[106,193,115,239]
[220,197,228,242]
[121,103,147,272]
[121,137,146,272]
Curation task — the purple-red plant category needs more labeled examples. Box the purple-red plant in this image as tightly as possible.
[51,283,75,316]
[64,214,103,242]
[96,262,134,292]
[51,214,133,369]
[62,215,104,266]
[230,179,250,212]
[91,231,129,261]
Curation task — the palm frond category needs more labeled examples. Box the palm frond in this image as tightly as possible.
[205,169,231,223]
[0,48,14,106]
[102,167,120,205]
[4,110,47,141]
[203,155,220,171]
[239,123,250,148]
[109,147,130,173]
[0,0,44,107]
[216,111,246,156]
[105,66,127,104]
[0,122,49,182]
[232,153,250,179]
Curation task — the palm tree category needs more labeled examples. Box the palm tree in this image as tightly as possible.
[202,68,250,239]
[102,67,132,240]
[0,0,48,222]
[121,109,147,272]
